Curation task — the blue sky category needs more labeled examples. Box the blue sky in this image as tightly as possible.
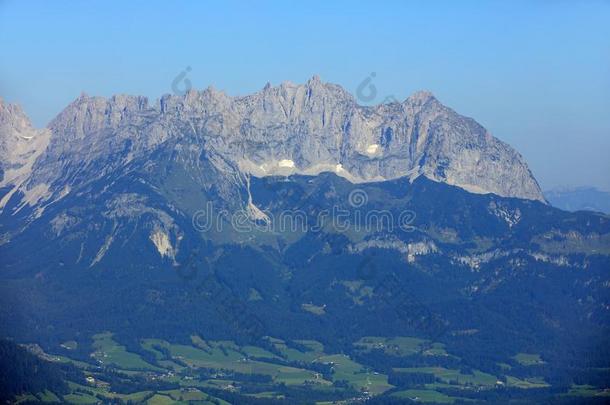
[1,0,609,190]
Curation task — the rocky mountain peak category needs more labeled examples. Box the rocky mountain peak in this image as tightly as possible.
[0,100,50,208]
[1,77,546,218]
[405,90,437,106]
[0,98,32,132]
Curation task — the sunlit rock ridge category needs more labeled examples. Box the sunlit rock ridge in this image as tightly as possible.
[0,76,544,215]
[0,99,50,210]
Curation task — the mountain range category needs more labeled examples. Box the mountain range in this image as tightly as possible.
[0,78,608,404]
[1,76,543,217]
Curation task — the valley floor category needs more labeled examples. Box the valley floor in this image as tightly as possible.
[13,332,610,404]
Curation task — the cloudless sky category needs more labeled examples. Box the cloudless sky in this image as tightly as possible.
[1,0,609,190]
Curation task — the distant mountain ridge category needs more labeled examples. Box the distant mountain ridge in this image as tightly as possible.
[545,186,610,214]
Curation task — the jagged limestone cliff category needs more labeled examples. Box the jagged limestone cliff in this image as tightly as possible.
[0,76,544,218]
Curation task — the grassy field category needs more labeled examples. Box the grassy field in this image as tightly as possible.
[392,389,457,403]
[247,391,286,399]
[497,362,512,370]
[240,344,281,360]
[14,390,61,404]
[26,333,561,404]
[36,390,60,403]
[565,384,610,398]
[394,366,498,387]
[145,394,175,405]
[354,336,428,357]
[141,337,331,386]
[64,381,232,404]
[513,352,545,366]
[395,365,550,392]
[91,332,162,371]
[159,388,231,404]
[423,342,450,357]
[316,353,392,395]
[354,336,453,358]
[294,339,325,352]
[141,336,390,394]
[266,337,326,363]
[61,393,99,404]
[506,376,550,389]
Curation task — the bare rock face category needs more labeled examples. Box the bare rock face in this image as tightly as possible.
[0,98,50,209]
[0,77,545,217]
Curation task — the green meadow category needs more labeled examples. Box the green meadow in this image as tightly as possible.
[19,333,562,404]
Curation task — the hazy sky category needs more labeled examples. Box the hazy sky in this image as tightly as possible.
[1,1,609,191]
